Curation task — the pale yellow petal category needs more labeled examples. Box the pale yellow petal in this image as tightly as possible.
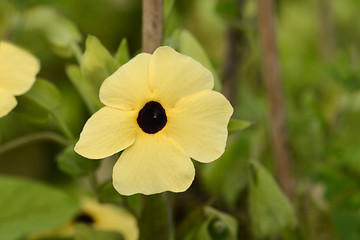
[0,89,17,117]
[149,46,214,108]
[0,41,40,95]
[100,53,153,111]
[113,133,195,195]
[165,90,233,163]
[82,198,139,240]
[75,107,138,159]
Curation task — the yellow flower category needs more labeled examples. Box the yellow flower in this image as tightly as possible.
[75,46,233,195]
[76,198,139,239]
[0,41,40,117]
[31,198,138,240]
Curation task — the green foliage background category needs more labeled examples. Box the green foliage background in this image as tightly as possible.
[1,0,360,239]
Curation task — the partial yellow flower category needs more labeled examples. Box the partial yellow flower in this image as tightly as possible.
[77,198,139,239]
[75,46,233,195]
[0,41,40,117]
[31,198,138,240]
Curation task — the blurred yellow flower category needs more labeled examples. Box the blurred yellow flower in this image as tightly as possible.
[31,198,138,240]
[75,46,233,195]
[77,198,138,239]
[0,41,40,117]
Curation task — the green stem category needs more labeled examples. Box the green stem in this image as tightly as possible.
[89,172,100,200]
[166,192,175,240]
[70,42,83,64]
[53,111,75,140]
[0,131,69,155]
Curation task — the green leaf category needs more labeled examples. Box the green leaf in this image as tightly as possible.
[75,224,124,240]
[166,29,222,91]
[228,119,253,133]
[201,135,249,207]
[164,0,175,21]
[81,35,119,95]
[24,78,62,112]
[179,207,237,240]
[24,6,82,58]
[115,39,130,65]
[197,207,238,240]
[0,175,80,240]
[56,145,100,177]
[15,95,51,123]
[17,79,74,138]
[325,51,360,92]
[15,79,62,123]
[65,65,100,114]
[248,161,297,238]
[79,35,119,112]
[177,209,204,240]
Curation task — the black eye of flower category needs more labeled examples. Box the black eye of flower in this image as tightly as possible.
[73,212,95,225]
[137,101,167,134]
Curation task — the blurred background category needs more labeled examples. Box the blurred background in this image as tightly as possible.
[1,0,360,239]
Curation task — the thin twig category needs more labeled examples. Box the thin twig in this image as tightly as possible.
[256,0,294,200]
[53,111,75,140]
[0,131,69,155]
[142,0,164,53]
[221,0,246,105]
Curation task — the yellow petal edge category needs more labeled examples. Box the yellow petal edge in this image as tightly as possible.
[0,41,40,117]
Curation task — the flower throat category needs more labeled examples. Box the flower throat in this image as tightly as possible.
[137,101,167,134]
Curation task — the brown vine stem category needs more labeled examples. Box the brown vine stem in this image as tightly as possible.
[142,0,164,53]
[256,0,294,200]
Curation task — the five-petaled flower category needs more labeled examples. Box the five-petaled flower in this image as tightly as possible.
[75,46,233,195]
[0,41,40,117]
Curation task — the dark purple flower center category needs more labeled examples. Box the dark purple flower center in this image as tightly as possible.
[73,213,95,224]
[137,101,167,134]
